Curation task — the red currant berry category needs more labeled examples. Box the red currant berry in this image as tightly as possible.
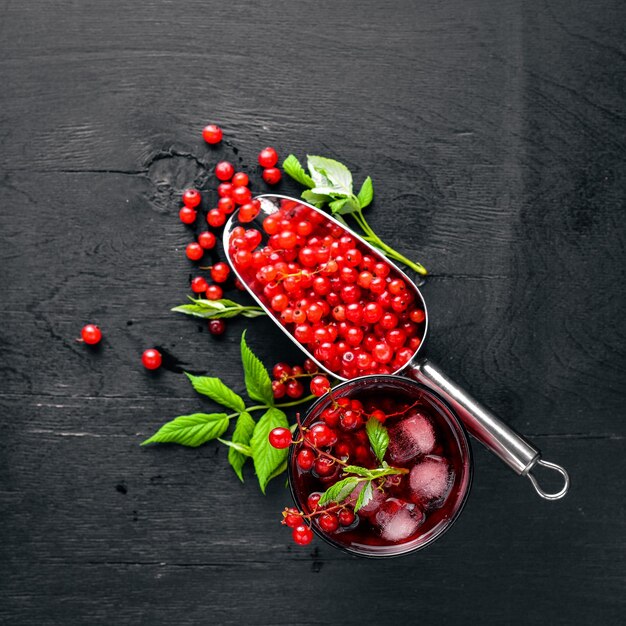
[410,309,426,323]
[286,379,304,399]
[292,524,314,546]
[338,509,356,527]
[202,124,223,144]
[215,161,234,181]
[142,348,162,370]
[186,242,204,261]
[179,206,197,224]
[272,379,286,399]
[239,201,261,223]
[321,407,341,428]
[306,423,337,447]
[231,172,249,187]
[191,276,208,293]
[182,188,201,209]
[310,375,330,397]
[81,324,102,345]
[373,341,393,363]
[207,209,226,228]
[283,508,302,528]
[272,362,292,380]
[262,167,282,185]
[340,410,362,431]
[258,146,278,167]
[217,182,233,197]
[210,262,230,283]
[318,512,339,533]
[303,358,318,374]
[208,319,227,336]
[314,456,336,476]
[232,185,252,205]
[217,196,235,214]
[205,284,223,300]
[296,448,316,471]
[197,231,216,250]
[268,427,292,449]
[307,492,322,511]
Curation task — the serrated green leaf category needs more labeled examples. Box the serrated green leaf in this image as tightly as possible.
[318,476,361,507]
[328,198,348,214]
[218,438,252,456]
[366,417,390,463]
[301,189,331,209]
[240,331,274,405]
[227,411,256,481]
[354,480,374,512]
[141,413,229,447]
[343,465,374,477]
[283,154,315,188]
[356,176,374,208]
[185,373,245,412]
[172,299,265,320]
[307,155,353,195]
[268,459,288,483]
[250,407,289,493]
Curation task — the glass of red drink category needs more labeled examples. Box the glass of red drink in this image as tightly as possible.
[288,376,472,557]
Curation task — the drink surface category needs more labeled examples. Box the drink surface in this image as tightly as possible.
[289,378,472,556]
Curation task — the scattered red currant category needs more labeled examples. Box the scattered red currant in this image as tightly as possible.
[232,185,252,205]
[269,427,292,449]
[197,231,216,250]
[191,276,208,293]
[207,208,226,228]
[208,319,226,336]
[81,324,102,345]
[142,348,162,370]
[258,146,278,167]
[185,242,204,261]
[202,124,223,144]
[262,167,281,185]
[205,284,223,300]
[215,161,234,181]
[231,172,249,187]
[179,206,197,224]
[182,188,201,209]
[210,262,230,283]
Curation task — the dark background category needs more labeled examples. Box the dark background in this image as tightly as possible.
[1,1,624,624]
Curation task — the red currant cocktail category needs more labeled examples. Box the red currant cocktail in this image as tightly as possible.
[288,377,472,556]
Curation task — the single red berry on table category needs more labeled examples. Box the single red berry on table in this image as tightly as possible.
[142,348,162,370]
[210,262,230,283]
[202,124,223,144]
[81,324,102,345]
[232,185,252,205]
[208,319,226,336]
[258,146,278,167]
[310,375,330,397]
[232,172,249,187]
[217,182,233,198]
[215,161,235,181]
[292,524,313,546]
[207,209,226,228]
[179,206,197,224]
[268,427,292,449]
[197,231,216,250]
[185,242,204,261]
[262,167,282,185]
[182,188,201,209]
[191,276,208,293]
[283,508,302,528]
[205,284,223,300]
[217,196,235,214]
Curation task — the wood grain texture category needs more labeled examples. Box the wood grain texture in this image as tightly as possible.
[1,0,625,624]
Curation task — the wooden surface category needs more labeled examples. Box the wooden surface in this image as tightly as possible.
[1,0,625,624]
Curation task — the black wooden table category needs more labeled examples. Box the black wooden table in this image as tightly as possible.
[1,1,624,624]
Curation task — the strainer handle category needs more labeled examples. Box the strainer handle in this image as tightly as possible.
[408,358,570,500]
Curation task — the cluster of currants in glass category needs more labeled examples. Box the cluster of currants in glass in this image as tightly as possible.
[229,199,426,379]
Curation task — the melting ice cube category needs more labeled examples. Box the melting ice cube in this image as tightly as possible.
[387,412,435,463]
[375,498,425,542]
[409,455,453,507]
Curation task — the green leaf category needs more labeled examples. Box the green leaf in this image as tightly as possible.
[354,481,374,512]
[333,196,362,216]
[185,373,245,412]
[172,298,265,320]
[307,155,353,195]
[283,154,315,188]
[227,411,256,481]
[141,413,229,447]
[301,189,331,209]
[240,331,274,405]
[218,438,253,456]
[328,198,348,214]
[250,407,290,493]
[343,465,375,477]
[366,417,390,463]
[356,176,374,208]
[318,476,361,506]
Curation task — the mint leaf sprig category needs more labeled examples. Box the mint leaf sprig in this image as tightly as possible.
[142,331,319,493]
[172,297,265,320]
[283,154,428,276]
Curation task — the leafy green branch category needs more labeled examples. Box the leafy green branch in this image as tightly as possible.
[283,154,427,276]
[142,330,315,493]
